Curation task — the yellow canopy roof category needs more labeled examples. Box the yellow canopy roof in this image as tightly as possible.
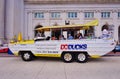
[36,19,98,31]
[84,19,99,26]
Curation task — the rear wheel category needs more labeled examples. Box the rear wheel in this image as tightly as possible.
[62,52,74,63]
[21,52,33,61]
[76,53,88,63]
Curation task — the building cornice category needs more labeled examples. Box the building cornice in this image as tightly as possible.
[24,0,120,4]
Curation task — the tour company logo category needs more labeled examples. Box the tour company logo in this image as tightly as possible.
[60,44,87,50]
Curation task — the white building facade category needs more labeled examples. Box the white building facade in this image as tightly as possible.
[0,0,120,43]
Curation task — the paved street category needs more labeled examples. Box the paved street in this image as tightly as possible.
[0,56,120,79]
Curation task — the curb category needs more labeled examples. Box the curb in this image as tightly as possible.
[0,53,15,57]
[105,54,120,56]
[104,52,120,57]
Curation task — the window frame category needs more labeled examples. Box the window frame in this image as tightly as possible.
[84,12,94,19]
[118,12,120,18]
[51,12,61,19]
[67,12,78,18]
[34,12,44,19]
[101,12,111,18]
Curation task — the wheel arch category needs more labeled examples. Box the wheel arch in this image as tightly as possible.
[18,51,34,56]
[61,51,89,57]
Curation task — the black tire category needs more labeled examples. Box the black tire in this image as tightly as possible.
[76,53,88,63]
[62,52,74,63]
[21,52,33,61]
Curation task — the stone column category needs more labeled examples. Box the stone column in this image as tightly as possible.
[0,0,5,44]
[14,0,24,40]
[5,0,24,41]
[27,11,33,40]
[94,10,101,38]
[112,11,119,41]
[24,10,34,40]
[61,10,67,25]
[24,10,29,39]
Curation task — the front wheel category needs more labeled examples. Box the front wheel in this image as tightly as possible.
[62,52,74,63]
[21,52,33,61]
[76,53,88,63]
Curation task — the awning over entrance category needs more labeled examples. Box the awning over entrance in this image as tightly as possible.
[36,19,98,31]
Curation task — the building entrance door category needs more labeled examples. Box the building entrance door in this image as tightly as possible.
[118,26,120,43]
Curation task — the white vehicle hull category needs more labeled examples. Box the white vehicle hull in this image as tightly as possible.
[9,39,115,58]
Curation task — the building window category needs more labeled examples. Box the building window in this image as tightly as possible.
[34,12,44,19]
[51,12,60,18]
[118,12,120,18]
[101,12,110,18]
[84,12,94,18]
[68,12,77,18]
